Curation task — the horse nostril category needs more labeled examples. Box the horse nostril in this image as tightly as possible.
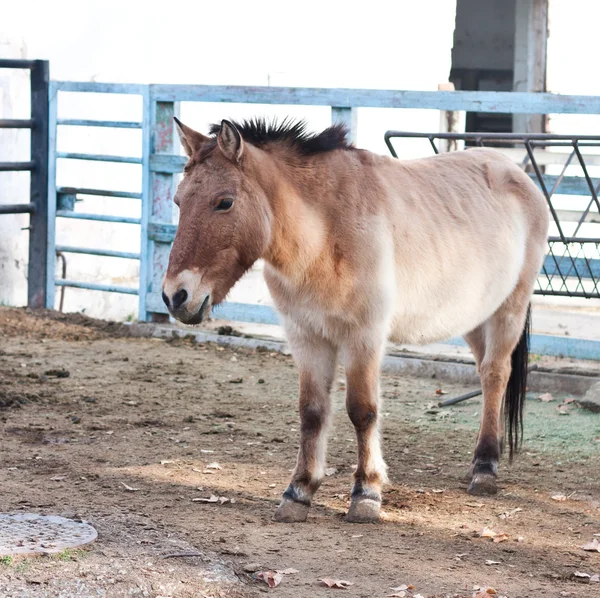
[171,289,188,310]
[161,291,170,308]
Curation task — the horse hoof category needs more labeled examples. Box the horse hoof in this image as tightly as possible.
[467,473,498,496]
[346,498,381,523]
[273,499,309,523]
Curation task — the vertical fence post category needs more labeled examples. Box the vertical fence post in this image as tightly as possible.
[28,60,50,308]
[44,80,58,309]
[331,107,357,144]
[146,97,179,322]
[138,86,152,321]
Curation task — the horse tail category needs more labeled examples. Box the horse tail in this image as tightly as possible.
[505,303,531,462]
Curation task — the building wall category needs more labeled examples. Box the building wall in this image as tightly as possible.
[452,0,516,72]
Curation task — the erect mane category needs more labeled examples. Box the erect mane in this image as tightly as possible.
[208,118,353,155]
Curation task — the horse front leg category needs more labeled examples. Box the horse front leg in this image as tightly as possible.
[273,334,337,523]
[344,345,387,523]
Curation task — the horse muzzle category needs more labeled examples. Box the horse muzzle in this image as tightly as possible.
[162,289,211,325]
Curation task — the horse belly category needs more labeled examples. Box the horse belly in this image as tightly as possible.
[389,233,526,345]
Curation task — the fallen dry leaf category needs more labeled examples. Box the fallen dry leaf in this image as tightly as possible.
[205,462,222,470]
[256,570,283,588]
[192,495,219,503]
[493,532,509,543]
[276,568,299,575]
[319,578,354,589]
[480,527,499,539]
[387,592,406,598]
[551,494,567,501]
[582,538,600,552]
[538,393,554,402]
[120,482,140,492]
[324,467,338,476]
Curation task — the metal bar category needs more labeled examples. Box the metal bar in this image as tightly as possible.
[55,279,138,295]
[55,245,141,260]
[147,100,179,322]
[0,119,34,129]
[572,141,600,221]
[149,154,186,173]
[53,81,145,94]
[139,86,152,322]
[57,119,142,129]
[27,60,50,309]
[0,203,35,214]
[0,161,35,171]
[0,59,37,69]
[56,152,142,164]
[438,389,482,408]
[150,84,600,115]
[533,288,600,299]
[45,81,58,309]
[56,186,142,200]
[56,211,141,224]
[524,140,567,243]
[385,131,600,142]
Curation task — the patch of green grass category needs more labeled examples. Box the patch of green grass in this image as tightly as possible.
[53,548,87,562]
[15,560,31,573]
[125,312,136,322]
[0,556,13,566]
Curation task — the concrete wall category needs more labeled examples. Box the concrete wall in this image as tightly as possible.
[1,0,458,320]
[452,0,516,71]
[0,38,30,307]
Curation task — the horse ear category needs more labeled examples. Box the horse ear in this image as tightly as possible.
[217,120,244,163]
[173,117,208,157]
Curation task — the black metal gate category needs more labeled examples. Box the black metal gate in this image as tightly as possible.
[0,59,50,308]
[384,131,600,299]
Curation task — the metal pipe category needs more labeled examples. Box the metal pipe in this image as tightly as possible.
[438,389,482,408]
[55,252,67,312]
[56,152,142,164]
[0,203,35,214]
[55,244,140,260]
[0,59,37,69]
[57,119,142,129]
[0,161,35,172]
[0,119,34,129]
[56,211,141,225]
[55,279,138,295]
[56,186,142,200]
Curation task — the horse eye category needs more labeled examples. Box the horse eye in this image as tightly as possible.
[215,198,234,211]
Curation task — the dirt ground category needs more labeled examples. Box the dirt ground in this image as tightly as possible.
[0,307,599,598]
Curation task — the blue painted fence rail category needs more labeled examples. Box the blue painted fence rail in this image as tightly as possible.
[46,80,600,359]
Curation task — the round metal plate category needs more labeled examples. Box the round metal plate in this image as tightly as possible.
[0,513,98,556]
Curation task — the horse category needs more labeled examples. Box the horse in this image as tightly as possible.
[162,117,549,523]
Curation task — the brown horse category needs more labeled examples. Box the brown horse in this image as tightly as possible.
[162,118,549,523]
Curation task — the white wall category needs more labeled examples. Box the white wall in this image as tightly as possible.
[4,0,600,319]
[1,0,458,319]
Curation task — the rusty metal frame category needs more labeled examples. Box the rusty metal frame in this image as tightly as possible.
[384,131,600,300]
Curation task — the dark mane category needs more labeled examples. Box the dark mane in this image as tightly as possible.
[208,118,353,155]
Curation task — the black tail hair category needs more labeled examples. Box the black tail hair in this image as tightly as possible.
[505,304,531,462]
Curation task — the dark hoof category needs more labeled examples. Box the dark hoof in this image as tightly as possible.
[467,473,498,496]
[346,498,381,523]
[273,499,309,523]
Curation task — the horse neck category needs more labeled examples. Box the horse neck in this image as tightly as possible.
[255,148,331,278]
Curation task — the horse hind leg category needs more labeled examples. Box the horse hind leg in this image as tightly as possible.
[464,298,531,496]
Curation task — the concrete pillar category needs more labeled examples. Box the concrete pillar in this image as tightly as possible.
[513,0,548,133]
